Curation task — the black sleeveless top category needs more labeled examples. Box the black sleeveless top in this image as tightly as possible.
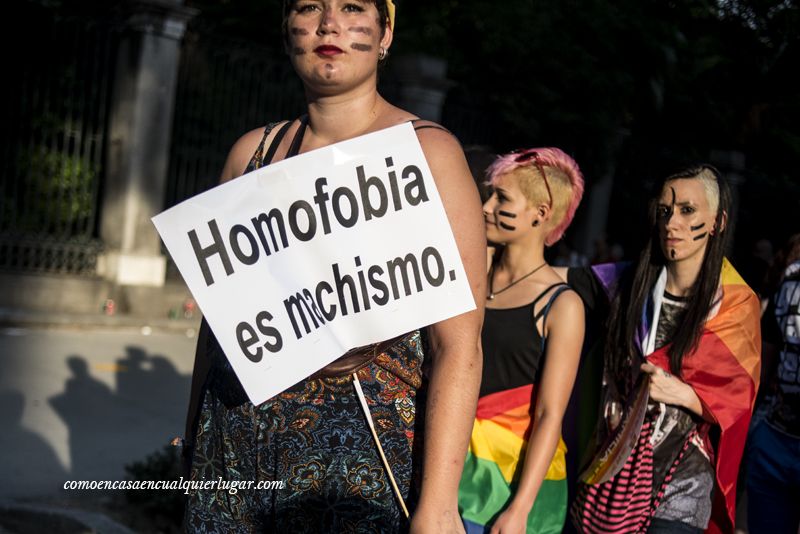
[479,283,570,398]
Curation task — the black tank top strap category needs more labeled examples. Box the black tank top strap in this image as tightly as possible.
[244,121,281,173]
[261,120,293,166]
[254,114,306,171]
[536,283,571,351]
[286,114,309,158]
[531,282,570,320]
[410,119,452,135]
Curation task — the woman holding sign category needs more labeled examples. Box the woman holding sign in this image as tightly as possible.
[457,148,586,533]
[568,165,760,534]
[182,1,485,533]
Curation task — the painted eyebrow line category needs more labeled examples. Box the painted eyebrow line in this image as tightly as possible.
[658,201,697,207]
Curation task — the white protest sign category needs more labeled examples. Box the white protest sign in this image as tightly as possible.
[153,122,475,405]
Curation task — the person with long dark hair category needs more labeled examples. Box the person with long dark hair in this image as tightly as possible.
[180,1,486,532]
[567,165,761,533]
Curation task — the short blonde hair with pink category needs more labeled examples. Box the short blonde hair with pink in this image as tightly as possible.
[486,147,585,246]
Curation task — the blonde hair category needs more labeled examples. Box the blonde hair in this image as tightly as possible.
[486,147,584,246]
[509,165,574,234]
[695,167,721,214]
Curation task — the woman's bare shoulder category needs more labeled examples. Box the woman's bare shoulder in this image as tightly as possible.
[411,120,464,165]
[546,286,585,324]
[220,121,291,183]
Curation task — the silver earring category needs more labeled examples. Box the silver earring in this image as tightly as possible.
[378,47,387,60]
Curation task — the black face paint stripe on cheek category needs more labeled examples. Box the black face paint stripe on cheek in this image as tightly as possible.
[499,222,517,231]
[348,26,374,35]
[691,222,707,240]
[290,27,309,36]
[350,43,373,51]
[498,211,517,219]
[292,47,306,55]
[670,249,676,259]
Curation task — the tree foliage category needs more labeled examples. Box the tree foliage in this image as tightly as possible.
[393,0,799,253]
[20,0,799,255]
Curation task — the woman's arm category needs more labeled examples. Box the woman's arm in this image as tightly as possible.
[490,290,585,533]
[410,127,486,534]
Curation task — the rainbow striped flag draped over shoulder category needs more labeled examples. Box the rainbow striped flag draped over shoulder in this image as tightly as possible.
[585,259,760,534]
[458,383,567,533]
[646,259,760,534]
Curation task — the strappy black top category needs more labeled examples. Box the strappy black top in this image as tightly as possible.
[479,283,570,398]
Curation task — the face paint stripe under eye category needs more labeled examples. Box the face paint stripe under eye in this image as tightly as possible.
[499,222,516,231]
[290,27,309,35]
[350,43,373,51]
[693,232,708,241]
[498,210,517,219]
[348,26,373,35]
[690,223,706,231]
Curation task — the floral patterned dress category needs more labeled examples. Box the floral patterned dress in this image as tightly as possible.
[185,330,424,533]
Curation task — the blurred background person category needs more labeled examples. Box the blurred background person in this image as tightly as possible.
[746,233,800,534]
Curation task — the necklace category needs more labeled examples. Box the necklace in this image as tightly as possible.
[487,261,547,300]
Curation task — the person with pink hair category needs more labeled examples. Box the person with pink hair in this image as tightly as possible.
[459,148,586,533]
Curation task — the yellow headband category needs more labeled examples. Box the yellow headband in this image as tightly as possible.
[387,0,395,30]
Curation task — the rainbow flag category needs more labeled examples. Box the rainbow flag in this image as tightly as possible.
[458,384,567,534]
[587,259,760,534]
[645,259,760,534]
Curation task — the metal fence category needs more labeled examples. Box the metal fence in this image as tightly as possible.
[0,6,498,280]
[164,32,309,280]
[165,33,306,209]
[0,10,117,275]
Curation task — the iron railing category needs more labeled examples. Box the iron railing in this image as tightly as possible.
[165,33,305,209]
[0,10,117,275]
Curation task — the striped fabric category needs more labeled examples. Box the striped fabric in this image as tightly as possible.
[577,259,760,534]
[573,421,655,533]
[459,384,567,534]
[573,421,697,533]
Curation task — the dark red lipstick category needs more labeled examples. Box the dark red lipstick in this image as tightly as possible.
[314,45,343,56]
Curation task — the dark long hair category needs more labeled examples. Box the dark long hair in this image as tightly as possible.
[605,165,732,386]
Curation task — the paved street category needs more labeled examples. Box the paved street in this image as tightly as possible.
[0,324,197,499]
